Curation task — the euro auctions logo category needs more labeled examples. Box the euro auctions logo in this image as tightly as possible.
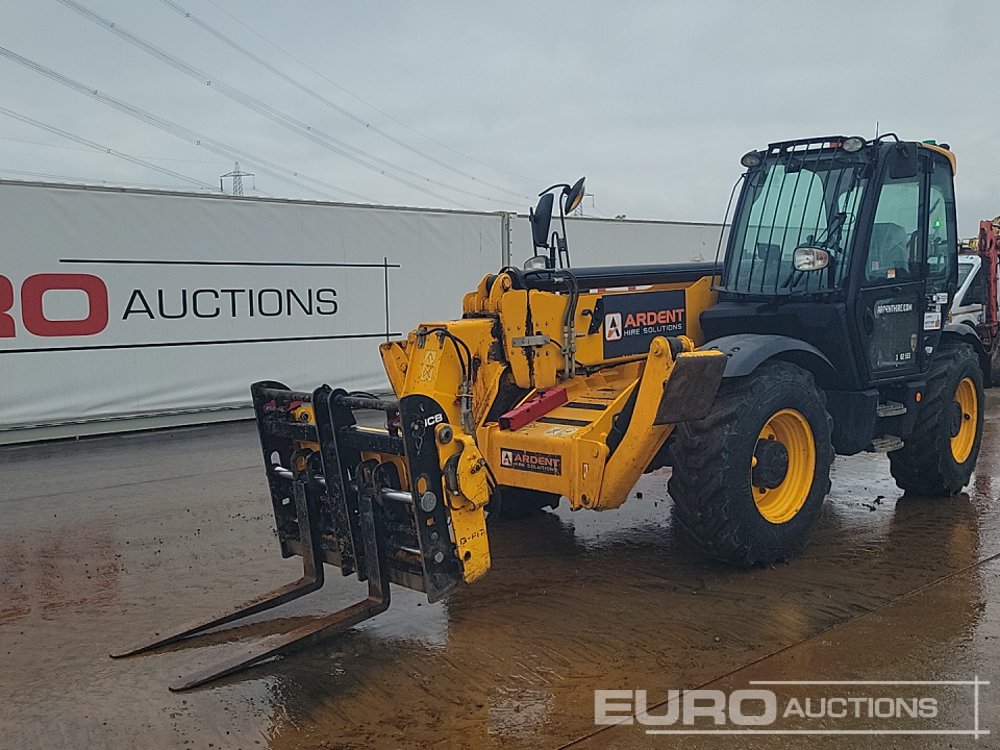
[0,273,108,337]
[0,272,341,339]
[0,267,343,349]
[0,254,395,356]
[596,688,782,727]
[595,678,990,738]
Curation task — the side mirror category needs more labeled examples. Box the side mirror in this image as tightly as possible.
[793,246,830,271]
[531,192,554,249]
[563,176,586,214]
[887,143,919,179]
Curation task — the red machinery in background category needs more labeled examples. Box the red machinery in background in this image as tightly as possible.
[975,218,999,348]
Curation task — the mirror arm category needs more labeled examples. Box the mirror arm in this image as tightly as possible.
[538,182,571,197]
[557,200,570,269]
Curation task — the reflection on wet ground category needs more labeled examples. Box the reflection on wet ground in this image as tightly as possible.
[1,394,998,749]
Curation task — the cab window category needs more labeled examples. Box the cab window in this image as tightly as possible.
[866,174,919,283]
[926,159,957,295]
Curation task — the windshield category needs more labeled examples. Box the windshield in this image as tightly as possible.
[722,149,870,295]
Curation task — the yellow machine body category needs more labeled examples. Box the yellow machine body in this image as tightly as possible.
[373,269,725,585]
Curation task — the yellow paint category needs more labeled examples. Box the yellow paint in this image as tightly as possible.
[753,409,815,524]
[951,377,978,463]
[497,289,533,388]
[597,337,678,508]
[372,263,723,589]
[416,348,439,384]
[919,143,957,175]
[378,340,408,396]
[434,428,491,583]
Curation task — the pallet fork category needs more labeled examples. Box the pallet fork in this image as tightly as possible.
[111,382,459,691]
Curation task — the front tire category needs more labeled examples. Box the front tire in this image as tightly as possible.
[889,343,984,496]
[668,361,834,566]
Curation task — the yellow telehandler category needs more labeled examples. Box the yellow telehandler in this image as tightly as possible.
[114,134,987,690]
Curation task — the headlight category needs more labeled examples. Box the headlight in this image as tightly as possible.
[523,255,550,270]
[842,136,865,153]
[740,150,763,168]
[792,246,831,271]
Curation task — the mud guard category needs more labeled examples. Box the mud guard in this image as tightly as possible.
[941,323,993,387]
[654,351,727,424]
[700,333,838,386]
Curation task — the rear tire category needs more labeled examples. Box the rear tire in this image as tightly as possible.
[889,343,984,496]
[668,361,834,566]
[486,486,560,522]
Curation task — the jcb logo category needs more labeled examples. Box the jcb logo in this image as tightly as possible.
[604,312,623,341]
[0,273,109,338]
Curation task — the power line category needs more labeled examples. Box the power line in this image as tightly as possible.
[56,0,520,209]
[0,46,379,203]
[0,135,226,167]
[0,106,219,191]
[0,136,231,164]
[0,135,250,166]
[0,167,218,192]
[202,0,542,187]
[157,0,531,202]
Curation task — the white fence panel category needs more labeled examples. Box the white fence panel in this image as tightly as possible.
[510,214,726,267]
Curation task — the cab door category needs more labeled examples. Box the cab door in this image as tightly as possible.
[921,152,959,353]
[854,153,926,381]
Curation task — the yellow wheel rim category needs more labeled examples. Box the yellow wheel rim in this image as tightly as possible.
[950,377,978,464]
[752,409,815,524]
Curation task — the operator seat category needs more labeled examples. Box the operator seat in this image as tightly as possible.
[869,222,911,279]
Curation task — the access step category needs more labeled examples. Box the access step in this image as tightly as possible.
[869,435,904,453]
[876,401,908,418]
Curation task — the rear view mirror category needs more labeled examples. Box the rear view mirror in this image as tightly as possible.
[793,246,830,271]
[887,143,919,179]
[563,176,586,214]
[531,192,554,249]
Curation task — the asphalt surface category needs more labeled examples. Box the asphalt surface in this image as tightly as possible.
[1,397,998,749]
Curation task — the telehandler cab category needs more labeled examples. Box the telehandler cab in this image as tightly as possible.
[114,134,986,690]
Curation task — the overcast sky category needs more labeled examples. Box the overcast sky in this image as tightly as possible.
[2,0,998,234]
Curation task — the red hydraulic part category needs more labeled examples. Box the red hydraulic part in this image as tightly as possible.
[977,219,999,347]
[499,386,568,430]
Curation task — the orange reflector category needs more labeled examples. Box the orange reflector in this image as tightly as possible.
[916,392,922,402]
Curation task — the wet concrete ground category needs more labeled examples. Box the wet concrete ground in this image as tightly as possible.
[1,397,998,749]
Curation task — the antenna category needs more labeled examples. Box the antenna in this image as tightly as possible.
[875,120,880,139]
[220,161,255,195]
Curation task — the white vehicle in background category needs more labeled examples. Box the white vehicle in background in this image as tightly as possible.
[953,218,1000,380]
[953,254,990,328]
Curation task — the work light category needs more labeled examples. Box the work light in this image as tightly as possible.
[842,136,865,153]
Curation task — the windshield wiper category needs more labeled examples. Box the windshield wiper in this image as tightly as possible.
[813,211,847,252]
